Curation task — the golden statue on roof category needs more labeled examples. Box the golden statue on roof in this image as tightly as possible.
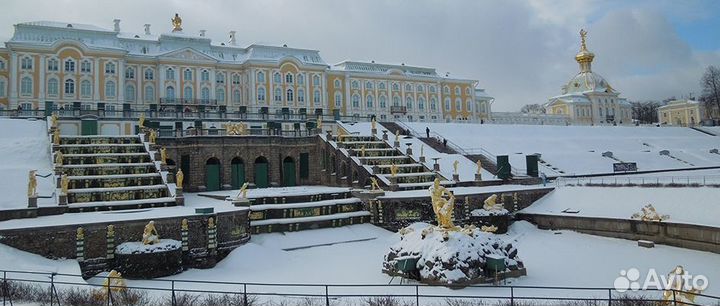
[580,29,588,51]
[171,13,183,32]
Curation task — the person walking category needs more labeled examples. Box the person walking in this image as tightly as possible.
[443,138,447,148]
[425,127,430,138]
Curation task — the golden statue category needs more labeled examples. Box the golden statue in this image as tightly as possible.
[395,129,400,140]
[55,151,63,166]
[483,194,504,211]
[149,129,157,144]
[171,13,183,32]
[76,227,84,240]
[476,160,482,175]
[428,178,456,230]
[176,169,184,189]
[580,29,588,51]
[138,113,145,129]
[390,163,399,177]
[481,225,498,233]
[316,117,322,130]
[453,160,459,175]
[208,217,215,228]
[27,170,37,197]
[53,128,60,145]
[632,204,669,222]
[236,182,249,199]
[50,113,58,128]
[160,148,167,165]
[102,270,127,293]
[370,177,382,191]
[360,145,366,157]
[181,219,189,231]
[371,117,376,130]
[107,224,115,236]
[60,174,70,195]
[662,265,702,304]
[142,221,160,245]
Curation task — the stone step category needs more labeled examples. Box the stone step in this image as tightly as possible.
[67,197,177,213]
[250,211,371,234]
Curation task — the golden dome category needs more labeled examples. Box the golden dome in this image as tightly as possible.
[575,29,594,72]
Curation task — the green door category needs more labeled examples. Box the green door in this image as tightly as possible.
[81,120,98,135]
[206,163,221,191]
[283,158,296,187]
[231,160,245,189]
[254,161,269,188]
[44,101,54,117]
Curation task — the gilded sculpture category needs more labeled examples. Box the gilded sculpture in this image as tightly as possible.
[55,151,63,166]
[476,160,482,175]
[370,177,382,191]
[138,113,145,129]
[50,113,58,128]
[226,122,246,135]
[60,174,69,195]
[53,129,60,145]
[76,227,84,240]
[142,221,160,245]
[27,170,37,197]
[631,204,669,222]
[371,117,376,130]
[483,194,504,211]
[316,117,322,130]
[360,145,366,157]
[160,148,167,165]
[176,169,184,189]
[390,163,399,177]
[429,178,456,230]
[102,270,127,293]
[481,225,498,233]
[236,182,249,199]
[580,29,588,51]
[453,160,459,175]
[149,129,157,144]
[662,265,702,304]
[171,13,183,32]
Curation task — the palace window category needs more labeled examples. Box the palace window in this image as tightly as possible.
[366,95,374,108]
[405,84,412,92]
[430,97,437,111]
[273,72,281,83]
[166,68,175,80]
[184,69,192,81]
[286,73,294,84]
[234,89,242,103]
[406,97,414,110]
[257,87,266,101]
[466,99,472,112]
[125,85,135,101]
[47,59,59,72]
[334,79,341,88]
[454,87,461,95]
[64,79,75,95]
[393,96,400,107]
[418,97,425,110]
[417,85,424,92]
[443,86,450,94]
[232,74,241,85]
[429,86,436,93]
[0,79,5,97]
[21,57,33,70]
[166,86,175,99]
[144,69,154,80]
[105,81,116,98]
[21,77,32,96]
[351,80,359,89]
[105,62,116,74]
[201,87,210,101]
[313,90,321,105]
[298,89,305,103]
[352,95,360,108]
[48,79,59,96]
[334,93,342,107]
[379,96,387,108]
[257,71,265,83]
[297,74,305,85]
[465,87,471,95]
[201,70,210,82]
[64,59,75,73]
[274,88,282,102]
[366,81,373,90]
[378,82,386,90]
[125,67,135,79]
[286,89,294,101]
[455,98,461,111]
[444,98,451,111]
[216,88,225,102]
[0,59,5,70]
[184,86,193,100]
[144,85,154,101]
[216,72,225,84]
[392,82,399,91]
[313,75,320,86]
[81,80,91,98]
[81,60,91,73]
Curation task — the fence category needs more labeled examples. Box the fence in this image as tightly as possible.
[2,269,718,306]
[555,174,720,187]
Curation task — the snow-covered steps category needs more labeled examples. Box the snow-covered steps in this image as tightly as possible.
[249,197,370,234]
[62,152,152,164]
[358,156,416,166]
[59,135,142,145]
[397,180,456,190]
[66,197,177,213]
[62,163,156,176]
[56,143,146,154]
[67,173,163,189]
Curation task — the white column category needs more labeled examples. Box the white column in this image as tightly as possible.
[138,66,144,106]
[38,55,45,102]
[249,68,255,106]
[9,52,18,108]
[344,74,351,116]
[209,68,216,101]
[195,67,201,102]
[118,60,125,103]
[93,58,100,100]
[159,64,166,99]
[321,71,327,108]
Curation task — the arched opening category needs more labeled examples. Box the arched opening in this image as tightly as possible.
[283,156,296,187]
[231,157,246,189]
[205,158,221,191]
[166,159,176,166]
[254,156,269,188]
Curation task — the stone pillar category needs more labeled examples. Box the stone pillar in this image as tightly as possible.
[394,139,400,148]
[382,130,388,141]
[181,219,189,252]
[405,145,413,156]
[419,156,426,163]
[59,193,68,206]
[28,195,37,208]
[94,58,101,101]
[106,225,115,261]
[175,187,185,206]
[76,227,85,262]
[475,173,483,182]
[453,173,460,182]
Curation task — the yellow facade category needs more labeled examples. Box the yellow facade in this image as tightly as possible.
[658,100,703,127]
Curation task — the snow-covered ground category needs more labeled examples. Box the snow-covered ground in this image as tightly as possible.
[521,186,720,227]
[200,186,351,199]
[0,118,55,210]
[405,122,720,176]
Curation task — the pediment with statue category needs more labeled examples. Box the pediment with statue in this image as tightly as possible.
[159,47,218,63]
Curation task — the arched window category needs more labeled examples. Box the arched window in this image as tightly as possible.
[166,68,175,80]
[144,69,154,80]
[379,96,387,108]
[466,99,472,112]
[351,80,359,89]
[201,87,210,102]
[285,73,293,83]
[183,86,193,100]
[454,98,461,111]
[166,86,175,99]
[429,86,436,93]
[352,95,360,108]
[297,89,305,103]
[393,96,400,107]
[81,80,92,98]
[443,86,450,94]
[48,79,59,96]
[144,85,154,101]
[0,79,4,98]
[334,79,341,88]
[273,72,281,83]
[216,88,225,102]
[405,84,412,92]
[406,97,414,110]
[125,67,135,79]
[64,59,75,73]
[286,89,294,101]
[365,81,373,89]
[232,74,241,85]
[444,98,451,110]
[257,87,266,101]
[378,82,386,90]
[105,80,116,98]
[417,85,424,92]
[104,62,116,74]
[184,69,192,81]
[20,77,32,95]
[418,97,425,110]
[430,97,437,111]
[201,70,209,82]
[297,74,304,85]
[454,86,461,95]
[80,60,92,73]
[234,89,242,103]
[216,72,225,84]
[366,95,374,108]
[313,90,321,105]
[334,92,342,107]
[257,71,265,83]
[313,75,320,86]
[21,57,33,70]
[274,88,282,101]
[47,59,58,71]
[392,82,399,91]
[125,85,135,101]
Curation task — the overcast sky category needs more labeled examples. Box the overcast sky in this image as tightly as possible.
[1,0,718,111]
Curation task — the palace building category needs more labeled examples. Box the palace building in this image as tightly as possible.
[544,30,632,125]
[0,16,492,123]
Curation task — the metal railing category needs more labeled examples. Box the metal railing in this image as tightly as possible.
[556,174,720,187]
[2,269,718,306]
[159,128,318,138]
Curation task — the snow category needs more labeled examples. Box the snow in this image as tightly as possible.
[379,185,549,199]
[247,198,360,211]
[0,118,55,210]
[115,239,181,255]
[250,211,371,226]
[405,122,720,176]
[520,186,720,227]
[200,186,350,199]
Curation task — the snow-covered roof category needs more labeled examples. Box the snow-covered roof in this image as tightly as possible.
[18,21,112,33]
[333,61,437,77]
[657,99,700,110]
[475,88,493,100]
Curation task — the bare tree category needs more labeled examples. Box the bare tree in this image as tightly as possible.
[701,65,720,119]
[631,101,660,124]
[520,103,546,114]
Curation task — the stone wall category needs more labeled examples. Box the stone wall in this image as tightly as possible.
[519,214,720,254]
[157,136,322,191]
[317,139,375,188]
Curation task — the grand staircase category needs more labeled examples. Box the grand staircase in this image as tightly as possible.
[54,135,175,212]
